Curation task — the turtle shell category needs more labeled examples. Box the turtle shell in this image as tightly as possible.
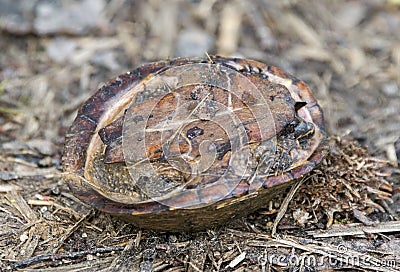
[62,56,328,231]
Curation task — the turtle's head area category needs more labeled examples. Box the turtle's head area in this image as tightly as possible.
[280,101,315,141]
[294,101,307,112]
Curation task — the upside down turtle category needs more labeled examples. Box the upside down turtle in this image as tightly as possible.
[62,56,327,231]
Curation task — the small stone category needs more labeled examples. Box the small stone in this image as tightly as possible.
[34,0,106,35]
[20,234,29,242]
[0,0,37,34]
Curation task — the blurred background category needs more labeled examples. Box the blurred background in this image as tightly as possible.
[0,0,399,164]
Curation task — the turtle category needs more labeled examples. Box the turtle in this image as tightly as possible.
[62,56,328,231]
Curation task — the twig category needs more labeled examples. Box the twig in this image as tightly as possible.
[9,246,125,269]
[6,190,38,222]
[271,177,306,238]
[308,221,400,238]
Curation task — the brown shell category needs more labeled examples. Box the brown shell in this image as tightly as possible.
[62,56,328,231]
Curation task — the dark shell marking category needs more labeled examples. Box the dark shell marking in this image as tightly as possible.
[62,56,328,231]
